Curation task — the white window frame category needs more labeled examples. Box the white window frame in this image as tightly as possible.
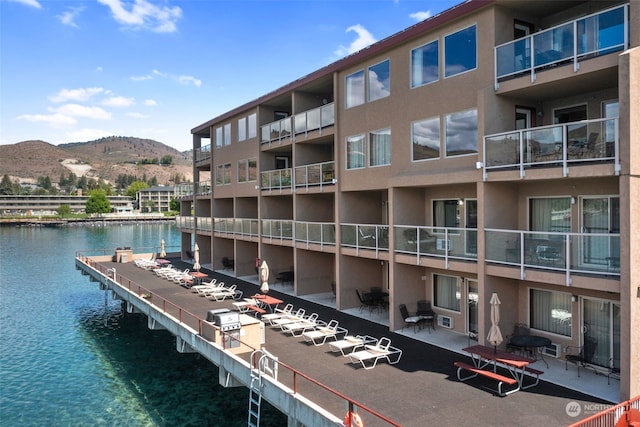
[410,38,439,88]
[443,24,477,79]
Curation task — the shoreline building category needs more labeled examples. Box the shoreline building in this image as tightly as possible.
[178,0,639,400]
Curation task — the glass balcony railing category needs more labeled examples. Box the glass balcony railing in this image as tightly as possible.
[260,168,292,191]
[483,117,619,177]
[197,180,211,195]
[294,103,334,135]
[294,221,336,245]
[340,224,389,252]
[212,217,258,237]
[196,216,212,232]
[395,226,478,262]
[175,215,194,229]
[486,228,620,280]
[261,103,335,144]
[495,4,628,86]
[294,161,336,189]
[195,144,211,162]
[262,219,294,241]
[174,183,193,198]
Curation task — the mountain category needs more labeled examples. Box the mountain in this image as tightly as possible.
[0,137,194,186]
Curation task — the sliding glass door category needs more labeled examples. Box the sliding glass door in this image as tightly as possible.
[580,196,619,269]
[581,297,620,370]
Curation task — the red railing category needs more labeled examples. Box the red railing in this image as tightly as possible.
[568,395,640,427]
[81,257,401,426]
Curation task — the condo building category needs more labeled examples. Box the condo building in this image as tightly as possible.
[178,0,639,400]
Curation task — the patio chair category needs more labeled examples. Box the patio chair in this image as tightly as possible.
[565,336,598,377]
[280,313,320,336]
[261,303,294,325]
[506,323,530,353]
[399,304,422,333]
[347,337,402,370]
[416,300,435,331]
[356,289,377,313]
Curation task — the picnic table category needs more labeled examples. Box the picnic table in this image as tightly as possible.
[250,294,283,313]
[455,345,543,396]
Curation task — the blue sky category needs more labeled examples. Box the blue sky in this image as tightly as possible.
[0,0,460,151]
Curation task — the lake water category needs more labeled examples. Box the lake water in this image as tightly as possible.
[0,223,285,427]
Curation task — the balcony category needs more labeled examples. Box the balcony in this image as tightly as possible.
[196,216,212,232]
[294,221,336,247]
[485,228,620,283]
[340,224,389,254]
[260,103,335,145]
[195,144,211,164]
[495,3,629,88]
[395,226,478,263]
[176,215,194,229]
[294,161,336,190]
[260,168,292,192]
[483,117,619,178]
[262,219,294,242]
[175,183,193,198]
[213,217,259,237]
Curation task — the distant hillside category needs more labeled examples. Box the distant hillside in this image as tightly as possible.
[0,138,193,186]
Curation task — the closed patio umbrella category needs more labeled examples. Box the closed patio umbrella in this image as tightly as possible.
[160,239,166,258]
[192,243,200,271]
[259,260,269,294]
[487,292,503,353]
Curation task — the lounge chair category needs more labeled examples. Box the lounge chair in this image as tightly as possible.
[347,337,402,369]
[261,304,294,324]
[270,308,306,328]
[280,313,320,336]
[198,282,226,297]
[206,284,238,301]
[191,279,218,293]
[328,335,377,356]
[302,320,347,346]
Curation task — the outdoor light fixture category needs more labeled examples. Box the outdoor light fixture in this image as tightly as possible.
[475,161,483,169]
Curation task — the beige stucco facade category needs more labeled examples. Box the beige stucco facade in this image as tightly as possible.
[182,0,639,400]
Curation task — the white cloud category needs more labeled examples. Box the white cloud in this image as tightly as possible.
[16,112,75,125]
[130,74,153,81]
[409,10,432,22]
[152,69,166,77]
[58,6,84,27]
[51,104,112,120]
[144,99,157,106]
[177,75,201,87]
[96,66,104,72]
[127,112,149,119]
[49,87,104,103]
[102,96,135,107]
[7,0,41,9]
[97,0,182,33]
[334,24,377,58]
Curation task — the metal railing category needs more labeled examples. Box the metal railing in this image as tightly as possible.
[261,219,294,241]
[485,228,620,283]
[176,215,194,229]
[340,224,389,254]
[483,117,619,178]
[395,225,478,265]
[294,161,336,190]
[194,144,211,163]
[260,168,292,191]
[568,394,640,427]
[213,217,259,237]
[260,103,335,145]
[495,3,629,87]
[294,221,336,246]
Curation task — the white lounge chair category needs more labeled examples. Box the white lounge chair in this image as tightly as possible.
[270,308,305,327]
[280,313,320,336]
[347,337,402,370]
[191,279,218,293]
[328,334,377,356]
[206,284,238,301]
[261,304,293,324]
[302,320,347,346]
[198,282,226,297]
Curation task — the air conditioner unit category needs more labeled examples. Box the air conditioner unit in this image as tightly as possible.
[437,315,453,329]
[541,343,561,358]
[436,239,451,251]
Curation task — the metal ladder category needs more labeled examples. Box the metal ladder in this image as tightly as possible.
[248,349,278,427]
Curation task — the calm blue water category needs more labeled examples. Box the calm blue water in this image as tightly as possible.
[0,223,284,427]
